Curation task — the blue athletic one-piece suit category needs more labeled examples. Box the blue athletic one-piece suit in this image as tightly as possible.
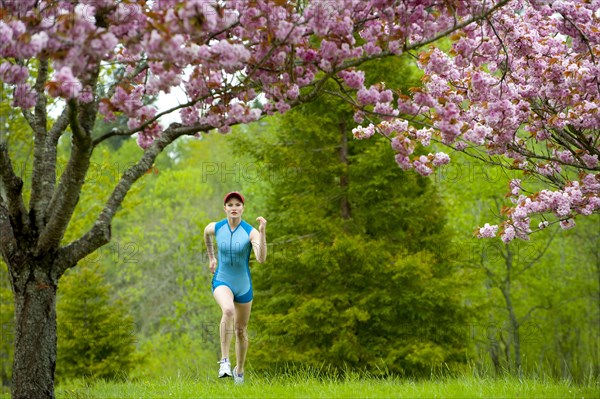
[211,219,254,303]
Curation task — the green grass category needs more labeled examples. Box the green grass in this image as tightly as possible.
[50,372,599,399]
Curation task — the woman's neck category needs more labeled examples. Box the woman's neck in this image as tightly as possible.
[227,216,241,229]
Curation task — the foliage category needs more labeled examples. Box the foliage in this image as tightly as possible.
[56,263,138,382]
[518,216,600,382]
[129,332,215,381]
[234,87,472,376]
[432,149,600,381]
[104,160,216,334]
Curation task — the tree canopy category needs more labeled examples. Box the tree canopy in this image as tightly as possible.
[0,1,598,398]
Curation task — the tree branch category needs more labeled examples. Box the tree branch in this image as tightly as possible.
[79,63,102,134]
[513,227,558,279]
[19,58,48,132]
[405,0,512,51]
[29,106,69,227]
[28,58,54,229]
[92,75,259,147]
[480,261,499,286]
[36,56,103,250]
[54,123,196,276]
[20,109,37,132]
[0,141,30,233]
[519,303,552,326]
[105,61,149,101]
[34,58,49,134]
[0,202,18,267]
[36,100,92,253]
[92,126,133,146]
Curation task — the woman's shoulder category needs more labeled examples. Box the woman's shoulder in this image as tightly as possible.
[214,219,228,231]
[204,221,216,231]
[240,220,255,235]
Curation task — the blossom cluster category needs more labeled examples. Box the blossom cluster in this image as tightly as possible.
[351,0,599,241]
[1,0,597,239]
[478,174,600,242]
[1,0,510,140]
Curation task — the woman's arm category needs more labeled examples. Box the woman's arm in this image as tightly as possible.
[250,216,267,263]
[204,222,217,273]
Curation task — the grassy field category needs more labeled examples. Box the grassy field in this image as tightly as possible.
[47,372,599,399]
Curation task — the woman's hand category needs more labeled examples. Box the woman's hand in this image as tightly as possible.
[256,216,267,233]
[253,217,268,263]
[209,258,217,274]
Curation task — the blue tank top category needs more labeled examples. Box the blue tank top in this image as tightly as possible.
[213,219,254,297]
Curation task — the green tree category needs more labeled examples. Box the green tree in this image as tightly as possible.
[56,262,137,381]
[0,85,145,387]
[520,216,599,382]
[432,150,599,381]
[234,80,472,375]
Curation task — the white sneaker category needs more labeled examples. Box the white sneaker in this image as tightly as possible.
[218,359,232,378]
[233,366,244,384]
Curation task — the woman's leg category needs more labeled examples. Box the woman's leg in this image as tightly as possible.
[234,300,252,375]
[213,285,235,360]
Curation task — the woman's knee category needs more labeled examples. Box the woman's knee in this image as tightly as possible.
[222,306,235,319]
[235,323,248,339]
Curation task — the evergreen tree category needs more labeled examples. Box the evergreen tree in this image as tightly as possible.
[56,263,138,381]
[234,65,472,375]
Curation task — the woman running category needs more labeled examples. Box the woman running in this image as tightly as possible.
[204,191,267,384]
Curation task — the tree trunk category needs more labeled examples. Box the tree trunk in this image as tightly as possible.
[339,119,350,221]
[489,338,501,376]
[10,261,58,399]
[500,243,523,377]
[506,296,522,377]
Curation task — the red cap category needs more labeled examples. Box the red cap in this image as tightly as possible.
[224,191,245,204]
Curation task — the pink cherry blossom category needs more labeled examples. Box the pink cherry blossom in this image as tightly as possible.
[48,67,82,99]
[0,62,28,84]
[352,0,599,240]
[0,0,597,242]
[559,219,576,230]
[339,70,365,90]
[501,225,516,243]
[432,152,450,167]
[352,124,376,140]
[12,84,36,108]
[478,223,499,238]
[509,179,522,197]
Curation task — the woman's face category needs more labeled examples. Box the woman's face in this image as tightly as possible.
[224,197,244,218]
